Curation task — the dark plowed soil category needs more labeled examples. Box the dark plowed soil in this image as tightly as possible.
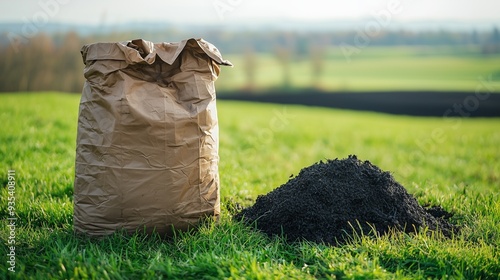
[235,155,456,245]
[220,90,500,117]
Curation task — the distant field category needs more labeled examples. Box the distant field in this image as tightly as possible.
[1,93,499,278]
[218,45,500,92]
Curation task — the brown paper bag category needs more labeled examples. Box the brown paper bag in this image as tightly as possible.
[74,38,231,236]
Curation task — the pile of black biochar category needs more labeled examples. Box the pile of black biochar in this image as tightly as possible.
[235,155,456,245]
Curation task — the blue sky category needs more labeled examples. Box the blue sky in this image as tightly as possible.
[0,0,499,25]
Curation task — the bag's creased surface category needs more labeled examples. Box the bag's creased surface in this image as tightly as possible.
[74,38,231,236]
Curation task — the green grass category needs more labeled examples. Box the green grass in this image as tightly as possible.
[217,45,500,92]
[1,92,499,279]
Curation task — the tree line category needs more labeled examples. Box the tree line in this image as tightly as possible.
[0,28,499,93]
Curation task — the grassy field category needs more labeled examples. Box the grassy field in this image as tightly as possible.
[218,46,500,92]
[1,93,499,279]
